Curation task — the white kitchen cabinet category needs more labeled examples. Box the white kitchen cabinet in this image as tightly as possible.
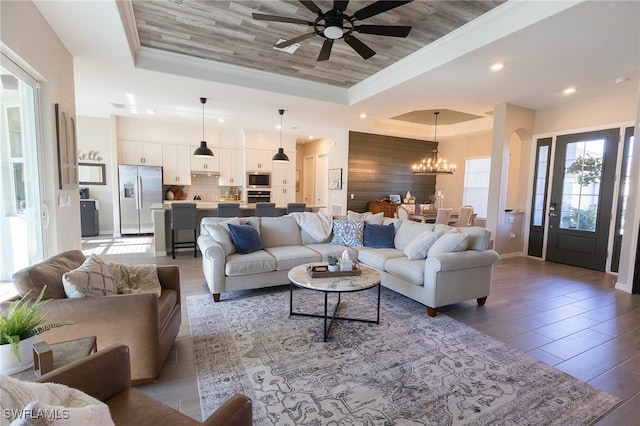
[245,149,273,171]
[219,148,243,186]
[272,185,295,206]
[191,146,220,173]
[271,151,296,186]
[120,141,163,166]
[162,144,192,185]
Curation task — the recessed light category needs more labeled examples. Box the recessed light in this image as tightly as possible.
[146,109,155,115]
[360,113,367,119]
[563,87,576,94]
[308,135,313,139]
[217,118,225,123]
[489,62,505,71]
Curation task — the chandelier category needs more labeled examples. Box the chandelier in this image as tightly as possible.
[412,112,455,175]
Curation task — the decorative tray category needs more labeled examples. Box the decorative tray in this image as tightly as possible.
[308,263,361,278]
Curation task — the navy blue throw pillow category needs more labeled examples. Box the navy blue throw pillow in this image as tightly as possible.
[228,223,263,254]
[363,223,395,248]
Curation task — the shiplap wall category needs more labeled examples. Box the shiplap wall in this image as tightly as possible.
[347,132,436,212]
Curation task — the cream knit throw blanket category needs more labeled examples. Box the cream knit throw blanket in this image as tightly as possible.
[288,212,334,243]
[0,374,113,426]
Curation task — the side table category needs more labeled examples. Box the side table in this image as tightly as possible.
[32,336,97,377]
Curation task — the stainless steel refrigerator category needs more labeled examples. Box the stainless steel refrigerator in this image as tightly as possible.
[119,165,163,235]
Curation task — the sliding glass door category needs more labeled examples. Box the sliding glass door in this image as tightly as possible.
[0,54,45,286]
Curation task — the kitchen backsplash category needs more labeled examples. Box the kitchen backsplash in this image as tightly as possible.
[164,174,242,201]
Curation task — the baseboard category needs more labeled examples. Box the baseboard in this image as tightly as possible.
[499,252,523,259]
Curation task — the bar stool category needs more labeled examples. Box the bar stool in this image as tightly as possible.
[171,203,197,259]
[255,202,276,217]
[217,203,240,218]
[286,203,306,214]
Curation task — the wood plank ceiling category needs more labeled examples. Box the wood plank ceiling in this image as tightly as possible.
[132,0,505,88]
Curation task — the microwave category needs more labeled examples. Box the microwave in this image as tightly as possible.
[247,172,271,188]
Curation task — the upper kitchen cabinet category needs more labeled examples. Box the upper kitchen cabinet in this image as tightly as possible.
[162,144,191,185]
[271,150,296,186]
[245,149,273,171]
[120,141,163,166]
[191,146,220,173]
[218,148,243,186]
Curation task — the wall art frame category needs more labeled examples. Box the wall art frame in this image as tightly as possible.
[55,103,78,189]
[328,168,342,190]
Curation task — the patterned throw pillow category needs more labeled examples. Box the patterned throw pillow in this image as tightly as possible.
[108,263,161,297]
[330,220,364,247]
[62,255,116,298]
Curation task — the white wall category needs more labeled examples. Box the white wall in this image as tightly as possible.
[76,116,114,234]
[1,1,79,256]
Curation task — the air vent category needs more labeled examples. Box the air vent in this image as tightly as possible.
[273,39,300,54]
[111,103,127,109]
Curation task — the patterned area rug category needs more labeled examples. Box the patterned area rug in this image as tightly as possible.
[188,287,620,425]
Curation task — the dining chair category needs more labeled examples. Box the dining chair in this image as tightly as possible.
[396,206,409,220]
[255,202,276,217]
[434,208,453,225]
[454,206,474,227]
[217,203,240,218]
[287,203,307,214]
[171,203,197,259]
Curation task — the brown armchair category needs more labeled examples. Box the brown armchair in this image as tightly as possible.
[36,344,252,425]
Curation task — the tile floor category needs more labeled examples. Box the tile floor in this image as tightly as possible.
[81,236,639,424]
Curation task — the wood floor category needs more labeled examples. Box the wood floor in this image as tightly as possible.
[82,236,640,424]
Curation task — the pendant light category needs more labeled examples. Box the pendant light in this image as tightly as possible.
[272,109,290,162]
[193,97,214,157]
[412,111,455,175]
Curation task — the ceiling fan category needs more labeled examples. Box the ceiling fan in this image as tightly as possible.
[252,0,414,61]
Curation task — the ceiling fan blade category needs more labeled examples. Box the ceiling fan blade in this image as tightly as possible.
[252,13,313,25]
[333,1,350,12]
[317,39,334,61]
[352,0,413,21]
[299,0,322,14]
[275,33,315,49]
[355,25,412,37]
[344,35,376,59]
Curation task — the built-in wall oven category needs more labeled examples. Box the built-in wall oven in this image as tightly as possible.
[247,190,271,204]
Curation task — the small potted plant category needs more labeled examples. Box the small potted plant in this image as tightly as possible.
[327,255,340,272]
[0,286,69,374]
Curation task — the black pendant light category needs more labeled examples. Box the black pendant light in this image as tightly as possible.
[193,97,214,157]
[272,109,290,162]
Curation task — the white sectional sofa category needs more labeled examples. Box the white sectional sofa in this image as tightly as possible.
[197,213,499,316]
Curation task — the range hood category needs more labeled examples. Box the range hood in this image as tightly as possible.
[191,170,220,176]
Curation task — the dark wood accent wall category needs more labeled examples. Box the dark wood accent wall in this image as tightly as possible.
[347,131,436,212]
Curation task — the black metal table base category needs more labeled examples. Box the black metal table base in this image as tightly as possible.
[289,283,381,342]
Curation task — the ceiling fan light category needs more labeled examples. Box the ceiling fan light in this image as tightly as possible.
[272,147,290,162]
[324,26,343,39]
[194,141,214,157]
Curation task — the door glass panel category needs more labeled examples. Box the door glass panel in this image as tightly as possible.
[532,145,549,226]
[0,60,44,294]
[559,139,605,231]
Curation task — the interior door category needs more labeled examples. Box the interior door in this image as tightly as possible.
[315,153,329,209]
[546,128,619,271]
[303,155,315,205]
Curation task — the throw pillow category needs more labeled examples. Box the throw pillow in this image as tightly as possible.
[347,210,384,225]
[228,223,264,254]
[403,230,443,260]
[427,232,469,256]
[62,255,116,298]
[330,220,364,247]
[434,223,458,234]
[108,263,161,297]
[363,223,395,248]
[202,218,241,256]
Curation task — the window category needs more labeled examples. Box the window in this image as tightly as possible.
[463,157,491,218]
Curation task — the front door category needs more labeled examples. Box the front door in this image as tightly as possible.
[546,128,619,271]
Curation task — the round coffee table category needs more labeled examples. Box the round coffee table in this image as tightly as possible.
[287,263,381,341]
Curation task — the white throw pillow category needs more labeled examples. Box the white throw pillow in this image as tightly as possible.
[202,218,241,256]
[346,210,384,225]
[403,231,443,260]
[434,223,458,233]
[108,262,161,297]
[427,232,469,256]
[62,255,117,298]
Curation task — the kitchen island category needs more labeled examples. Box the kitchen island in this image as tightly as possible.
[150,201,320,256]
